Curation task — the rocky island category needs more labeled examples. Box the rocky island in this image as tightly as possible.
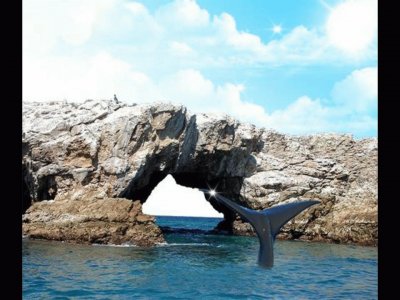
[22,100,377,246]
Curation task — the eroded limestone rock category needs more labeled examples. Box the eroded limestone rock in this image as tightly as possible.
[22,100,377,246]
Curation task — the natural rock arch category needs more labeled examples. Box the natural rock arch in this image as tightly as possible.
[22,100,377,245]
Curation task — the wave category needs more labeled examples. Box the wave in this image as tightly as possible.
[92,243,137,248]
[156,242,214,247]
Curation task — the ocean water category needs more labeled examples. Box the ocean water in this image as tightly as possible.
[23,216,377,299]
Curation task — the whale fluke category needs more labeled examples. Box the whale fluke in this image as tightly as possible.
[201,189,319,268]
[262,200,320,239]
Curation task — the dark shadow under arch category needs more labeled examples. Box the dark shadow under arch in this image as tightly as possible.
[22,167,31,214]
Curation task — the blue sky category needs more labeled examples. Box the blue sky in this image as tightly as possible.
[23,0,377,138]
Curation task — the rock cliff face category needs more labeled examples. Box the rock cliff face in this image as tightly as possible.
[22,100,377,246]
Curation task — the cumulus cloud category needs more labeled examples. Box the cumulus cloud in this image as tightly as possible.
[155,0,210,29]
[331,67,377,112]
[168,41,196,57]
[23,0,116,54]
[23,0,377,66]
[163,67,376,137]
[23,0,377,137]
[260,26,330,65]
[261,67,377,136]
[23,42,377,137]
[262,102,376,137]
[159,67,377,137]
[213,13,266,53]
[326,0,377,57]
[23,52,154,102]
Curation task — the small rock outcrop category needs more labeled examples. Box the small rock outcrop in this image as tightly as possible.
[22,197,164,246]
[22,100,377,246]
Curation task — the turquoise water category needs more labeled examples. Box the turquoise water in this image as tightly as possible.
[23,216,377,299]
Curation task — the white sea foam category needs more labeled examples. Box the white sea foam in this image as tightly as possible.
[156,242,212,247]
[92,243,137,248]
[92,242,215,248]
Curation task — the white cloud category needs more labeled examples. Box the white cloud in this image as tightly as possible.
[256,26,329,65]
[23,0,377,137]
[216,84,268,125]
[331,67,377,112]
[210,16,332,65]
[23,52,157,102]
[156,70,270,124]
[260,97,376,137]
[162,67,377,137]
[125,1,148,15]
[326,0,377,56]
[168,41,196,56]
[23,0,377,77]
[23,43,377,137]
[213,13,265,53]
[155,0,210,29]
[142,175,222,218]
[23,0,116,55]
[159,69,215,104]
[262,67,377,136]
[265,97,327,132]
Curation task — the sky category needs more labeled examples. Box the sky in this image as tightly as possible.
[23,0,377,138]
[23,0,377,217]
[142,175,223,217]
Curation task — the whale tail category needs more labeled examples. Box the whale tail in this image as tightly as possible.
[201,189,319,268]
[262,200,320,239]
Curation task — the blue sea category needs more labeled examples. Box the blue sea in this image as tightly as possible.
[23,216,377,299]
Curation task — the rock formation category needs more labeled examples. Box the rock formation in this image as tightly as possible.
[22,100,377,246]
[23,197,164,246]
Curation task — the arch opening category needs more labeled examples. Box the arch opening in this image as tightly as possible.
[141,174,223,234]
[143,174,223,218]
[120,170,243,234]
[119,167,246,234]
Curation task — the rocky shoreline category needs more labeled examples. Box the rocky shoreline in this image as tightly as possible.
[22,197,164,246]
[22,100,377,246]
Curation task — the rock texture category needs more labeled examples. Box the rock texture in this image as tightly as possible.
[22,197,164,246]
[22,100,377,246]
